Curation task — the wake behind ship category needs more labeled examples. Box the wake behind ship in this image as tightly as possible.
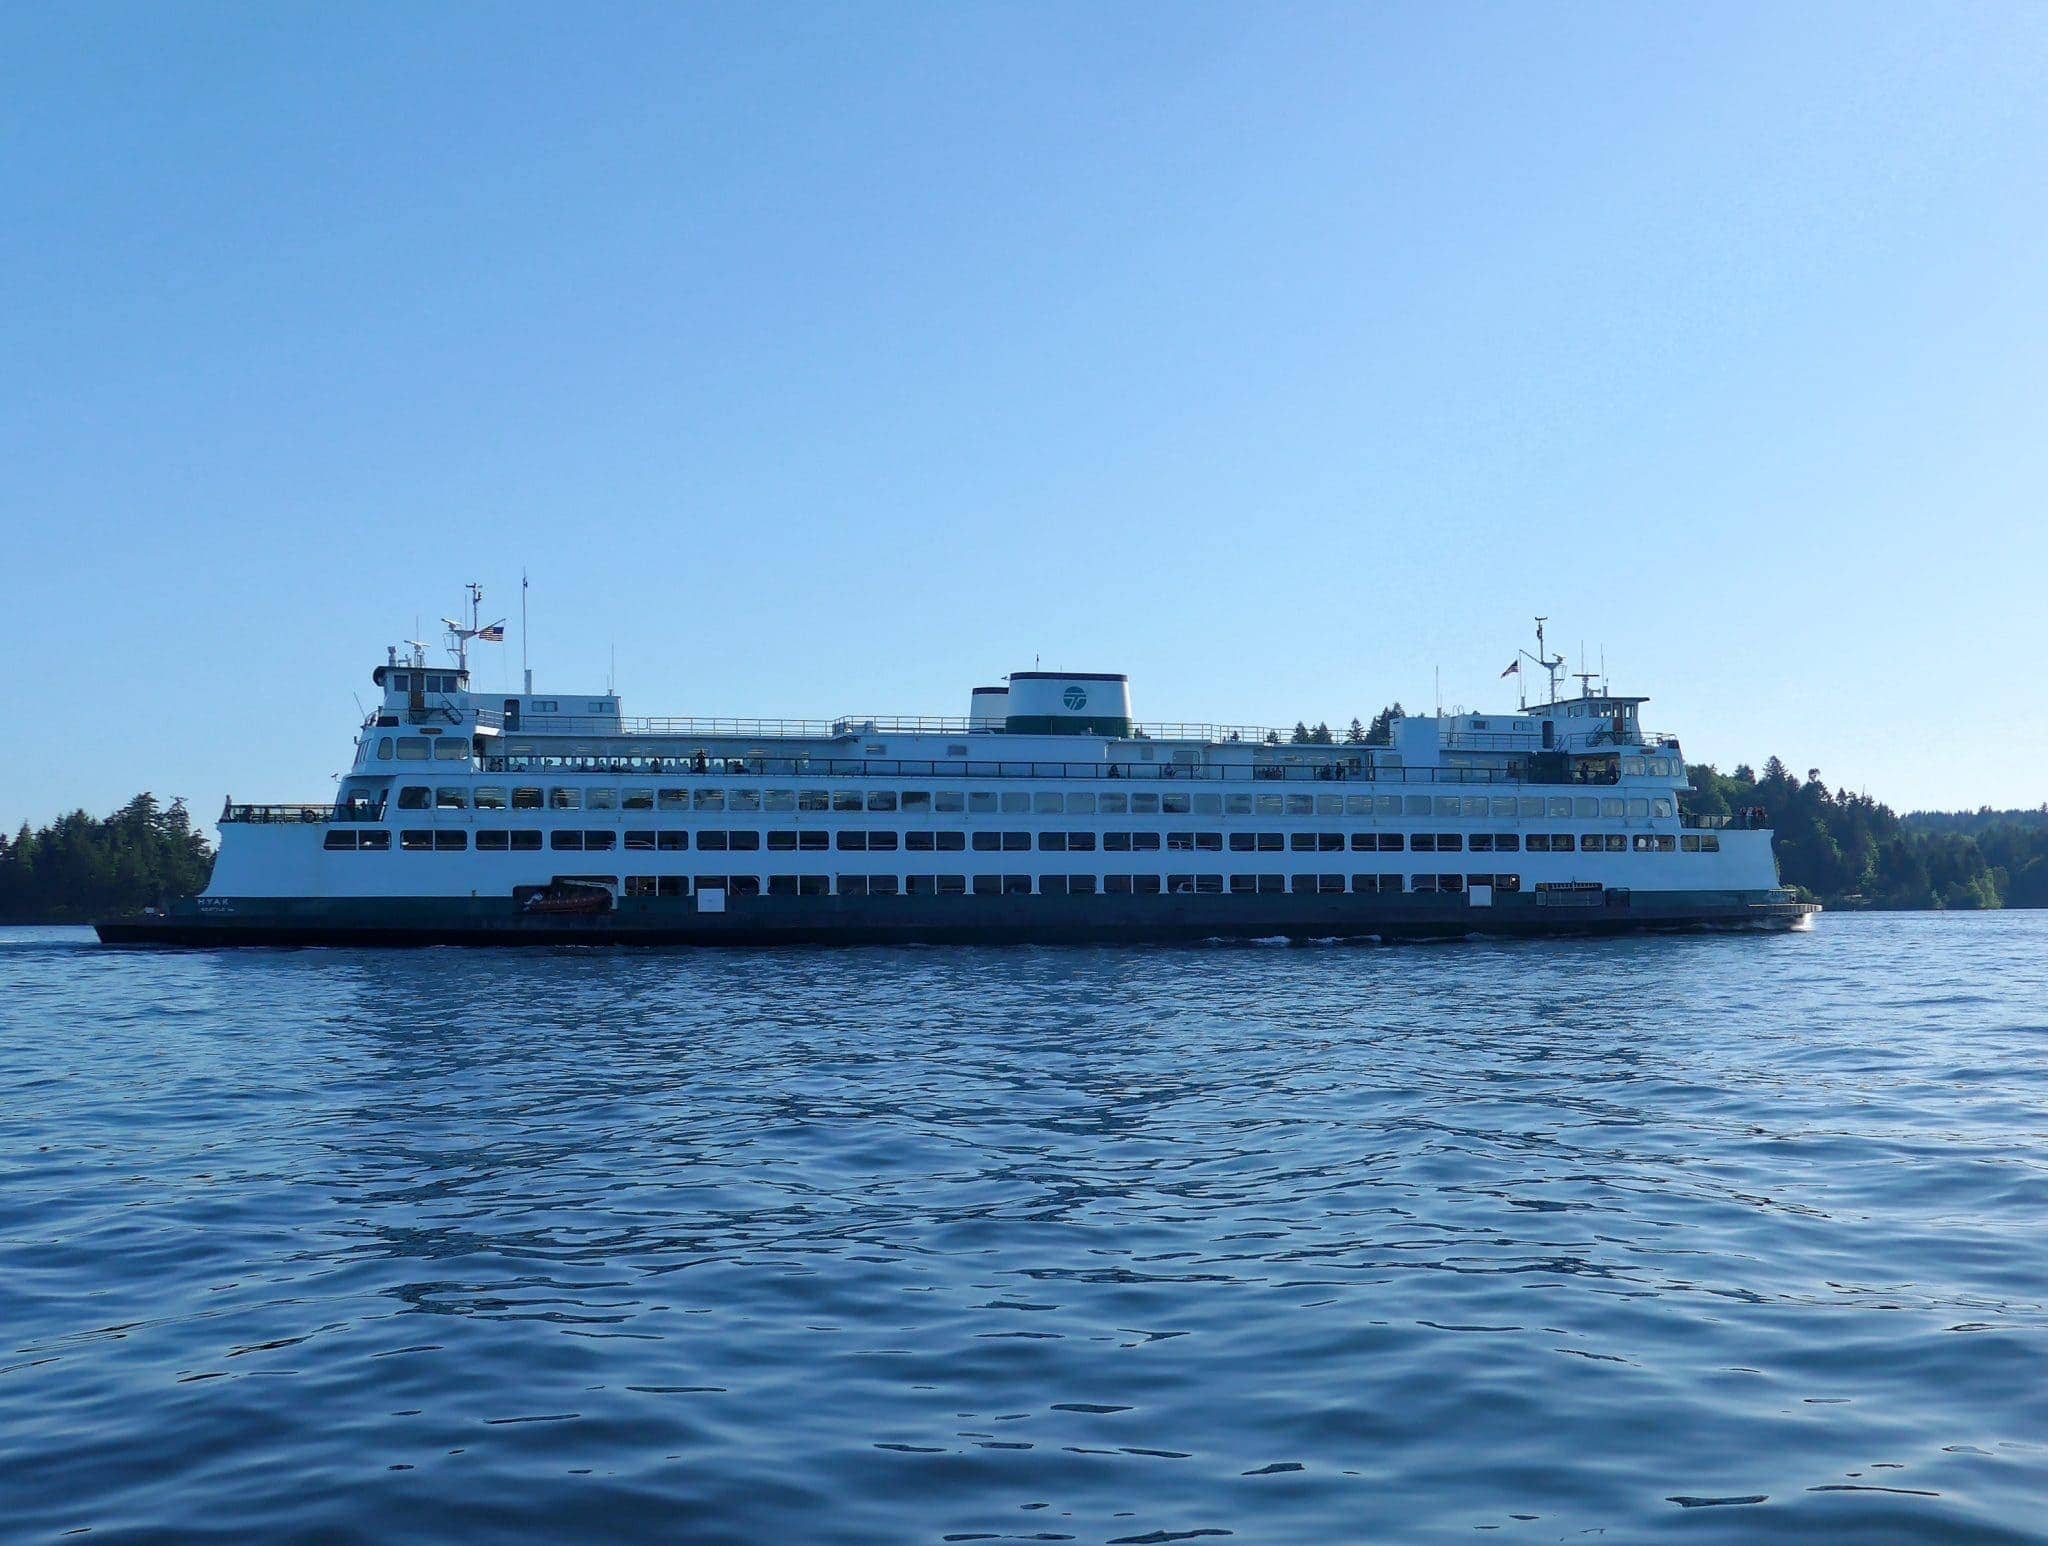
[97,606,1817,946]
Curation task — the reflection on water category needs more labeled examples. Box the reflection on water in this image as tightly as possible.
[2,917,2046,1542]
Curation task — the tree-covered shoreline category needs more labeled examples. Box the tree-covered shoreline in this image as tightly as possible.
[1,774,2043,923]
[0,795,215,924]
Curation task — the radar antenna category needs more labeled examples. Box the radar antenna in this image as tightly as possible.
[1515,617,1566,710]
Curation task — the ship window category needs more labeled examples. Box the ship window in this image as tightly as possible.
[324,830,357,851]
[866,831,897,851]
[1229,833,1256,852]
[1471,834,1494,852]
[729,791,760,813]
[768,875,798,896]
[905,875,939,896]
[1345,796,1371,816]
[762,790,793,813]
[1652,798,1673,819]
[1375,796,1399,816]
[934,792,965,814]
[693,790,724,811]
[1030,792,1060,815]
[1196,875,1223,894]
[1040,875,1068,897]
[1132,875,1162,894]
[1039,832,1067,852]
[474,787,507,810]
[1280,795,1308,816]
[1624,757,1646,777]
[730,831,761,851]
[1226,794,1253,815]
[1398,796,1424,816]
[1602,798,1625,818]
[434,738,470,761]
[1229,874,1259,893]
[656,831,686,851]
[1702,835,1720,852]
[1131,793,1161,815]
[1104,874,1134,893]
[1434,796,1460,817]
[1163,793,1191,815]
[1656,834,1677,852]
[551,831,583,850]
[841,831,871,851]
[1681,834,1701,852]
[1196,794,1223,816]
[698,831,729,851]
[1253,795,1281,816]
[398,786,431,810]
[377,737,394,759]
[551,787,581,810]
[390,672,410,691]
[1489,797,1515,818]
[934,831,964,851]
[768,831,798,851]
[656,788,686,811]
[798,789,829,812]
[1412,834,1436,853]
[1627,799,1648,819]
[968,792,998,814]
[839,875,869,897]
[867,792,898,812]
[727,877,760,897]
[831,791,861,813]
[436,787,467,810]
[623,788,654,811]
[625,830,656,850]
[1130,832,1160,851]
[902,791,931,812]
[998,792,1029,814]
[400,830,434,851]
[1575,798,1598,818]
[1604,835,1628,852]
[434,831,466,851]
[511,787,542,810]
[1633,834,1655,852]
[1067,874,1097,895]
[906,831,935,851]
[1288,833,1315,852]
[1528,834,1550,852]
[505,831,537,851]
[1065,831,1095,852]
[1099,793,1128,815]
[1066,792,1096,815]
[396,738,430,761]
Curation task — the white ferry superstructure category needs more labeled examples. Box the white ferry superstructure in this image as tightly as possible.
[97,608,1818,945]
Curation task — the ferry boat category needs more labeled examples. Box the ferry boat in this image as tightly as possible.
[96,600,1817,946]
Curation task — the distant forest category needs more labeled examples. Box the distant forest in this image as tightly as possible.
[0,795,215,923]
[2,763,2045,921]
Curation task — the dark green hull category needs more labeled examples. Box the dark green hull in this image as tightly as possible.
[96,889,1817,946]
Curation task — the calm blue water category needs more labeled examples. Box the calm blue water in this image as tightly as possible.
[2,916,2045,1543]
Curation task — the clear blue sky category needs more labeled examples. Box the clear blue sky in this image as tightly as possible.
[4,1,2044,832]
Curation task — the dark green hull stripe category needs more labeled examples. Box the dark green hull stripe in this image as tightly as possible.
[98,891,1815,947]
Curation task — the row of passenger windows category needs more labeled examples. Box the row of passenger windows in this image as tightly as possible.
[616,873,1528,898]
[396,785,1678,820]
[330,828,1714,856]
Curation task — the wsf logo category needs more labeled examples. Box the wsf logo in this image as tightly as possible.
[1062,685,1089,711]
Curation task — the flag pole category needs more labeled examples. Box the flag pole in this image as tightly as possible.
[521,570,532,694]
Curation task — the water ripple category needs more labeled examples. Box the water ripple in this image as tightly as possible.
[2,916,2046,1541]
